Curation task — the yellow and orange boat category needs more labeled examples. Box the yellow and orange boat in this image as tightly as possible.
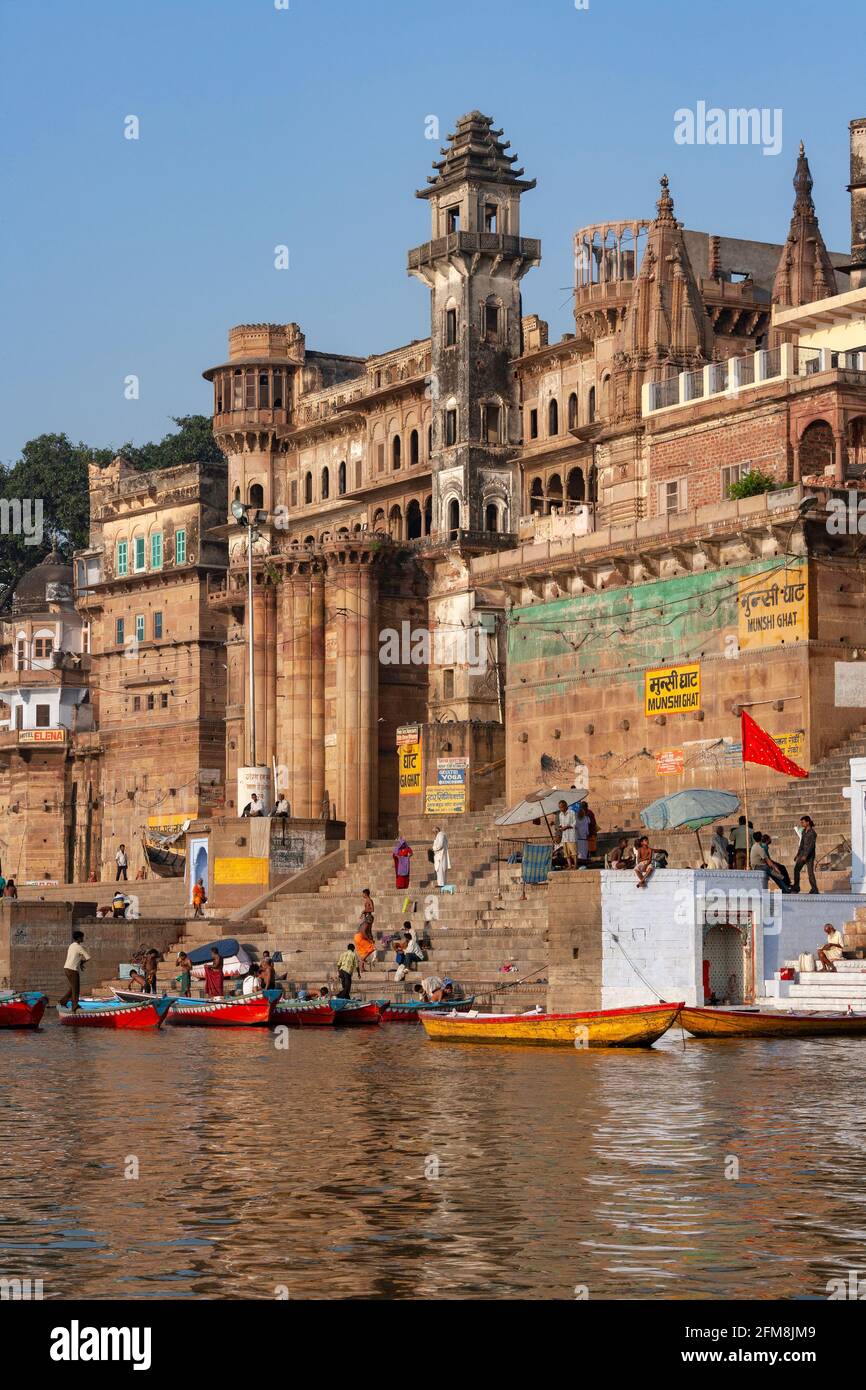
[680,1005,866,1039]
[420,1001,683,1048]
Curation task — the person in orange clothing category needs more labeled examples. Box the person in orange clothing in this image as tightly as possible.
[353,913,376,972]
[192,878,207,918]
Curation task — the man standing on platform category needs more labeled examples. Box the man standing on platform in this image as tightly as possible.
[792,815,819,894]
[337,942,361,999]
[59,931,90,1012]
[115,844,128,881]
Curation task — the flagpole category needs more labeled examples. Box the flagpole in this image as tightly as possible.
[741,753,751,865]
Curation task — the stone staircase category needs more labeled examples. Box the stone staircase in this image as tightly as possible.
[163,805,551,1007]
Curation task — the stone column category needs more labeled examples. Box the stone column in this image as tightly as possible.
[328,548,378,839]
[252,581,269,766]
[276,569,295,804]
[834,428,847,484]
[309,567,326,818]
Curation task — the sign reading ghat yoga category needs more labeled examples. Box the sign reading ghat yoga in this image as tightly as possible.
[645,662,702,716]
[737,567,808,650]
[398,741,423,795]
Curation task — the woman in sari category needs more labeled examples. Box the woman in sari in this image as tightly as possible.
[392,836,413,889]
[353,913,376,972]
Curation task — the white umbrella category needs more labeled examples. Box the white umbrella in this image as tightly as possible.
[495,787,587,828]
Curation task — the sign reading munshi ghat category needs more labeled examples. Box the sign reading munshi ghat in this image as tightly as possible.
[644,663,702,715]
[737,568,808,650]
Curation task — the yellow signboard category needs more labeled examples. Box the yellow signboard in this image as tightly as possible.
[424,784,466,816]
[738,568,808,650]
[774,731,806,763]
[147,813,195,829]
[645,663,701,716]
[398,741,423,795]
[214,856,269,886]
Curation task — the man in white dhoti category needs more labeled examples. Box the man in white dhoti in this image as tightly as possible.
[432,826,451,888]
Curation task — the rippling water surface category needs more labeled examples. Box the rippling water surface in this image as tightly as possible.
[2,1019,866,1299]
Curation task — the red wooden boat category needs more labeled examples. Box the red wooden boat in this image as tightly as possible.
[167,990,278,1027]
[332,1000,382,1026]
[0,991,48,1029]
[58,996,172,1029]
[272,999,336,1027]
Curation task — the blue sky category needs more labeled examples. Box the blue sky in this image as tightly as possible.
[1,0,862,464]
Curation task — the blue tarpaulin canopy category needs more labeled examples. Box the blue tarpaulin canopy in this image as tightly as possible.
[640,789,740,831]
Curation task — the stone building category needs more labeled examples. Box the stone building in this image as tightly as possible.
[5,110,866,884]
[199,110,866,844]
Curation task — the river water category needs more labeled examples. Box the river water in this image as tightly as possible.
[1,1019,865,1301]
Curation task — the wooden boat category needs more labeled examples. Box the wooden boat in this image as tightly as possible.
[420,1001,683,1047]
[57,995,172,1029]
[680,1005,866,1039]
[331,998,382,1026]
[0,991,48,1029]
[166,988,280,1027]
[272,998,336,1027]
[377,995,475,1022]
[142,833,185,878]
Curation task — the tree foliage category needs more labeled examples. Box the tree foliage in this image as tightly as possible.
[726,468,780,500]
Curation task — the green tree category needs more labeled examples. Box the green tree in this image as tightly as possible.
[0,434,112,594]
[726,468,785,500]
[117,415,225,473]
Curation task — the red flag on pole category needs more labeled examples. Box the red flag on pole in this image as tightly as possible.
[740,710,808,778]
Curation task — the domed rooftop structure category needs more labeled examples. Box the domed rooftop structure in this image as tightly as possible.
[11,547,74,615]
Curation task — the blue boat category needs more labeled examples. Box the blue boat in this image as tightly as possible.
[377,995,475,1022]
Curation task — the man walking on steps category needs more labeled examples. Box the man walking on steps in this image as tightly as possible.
[59,930,90,1012]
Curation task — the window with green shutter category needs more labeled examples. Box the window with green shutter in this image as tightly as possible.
[135,615,145,643]
[150,533,163,569]
[175,528,186,564]
[117,540,128,577]
[116,618,125,646]
[134,536,145,571]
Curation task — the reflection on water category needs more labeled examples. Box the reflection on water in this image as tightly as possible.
[2,1019,866,1299]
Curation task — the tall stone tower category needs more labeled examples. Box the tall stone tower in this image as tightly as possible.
[408,111,540,536]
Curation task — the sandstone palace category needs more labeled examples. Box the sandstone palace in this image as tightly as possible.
[2,111,866,887]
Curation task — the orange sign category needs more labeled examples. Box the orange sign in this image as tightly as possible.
[655,748,684,776]
[18,729,65,744]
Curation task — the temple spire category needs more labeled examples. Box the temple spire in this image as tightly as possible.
[771,141,837,315]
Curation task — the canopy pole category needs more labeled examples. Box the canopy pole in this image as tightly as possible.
[695,827,706,868]
[741,760,751,868]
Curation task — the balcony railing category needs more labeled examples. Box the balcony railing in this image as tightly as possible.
[643,344,866,416]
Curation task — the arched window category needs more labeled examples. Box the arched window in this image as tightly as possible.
[485,502,499,533]
[372,508,386,533]
[407,499,423,540]
[233,485,241,504]
[548,399,559,436]
[447,498,461,534]
[338,460,346,495]
[427,425,432,455]
[321,467,330,500]
[567,392,578,430]
[547,474,563,514]
[249,482,264,510]
[388,505,403,540]
[588,387,596,423]
[529,478,544,515]
[409,429,419,465]
[423,496,433,535]
[304,534,315,547]
[567,467,585,503]
[258,372,269,408]
[392,435,402,470]
[304,472,313,504]
[601,374,611,417]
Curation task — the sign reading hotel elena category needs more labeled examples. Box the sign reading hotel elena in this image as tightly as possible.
[737,568,808,650]
[18,728,65,745]
[645,663,701,716]
[398,741,423,795]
